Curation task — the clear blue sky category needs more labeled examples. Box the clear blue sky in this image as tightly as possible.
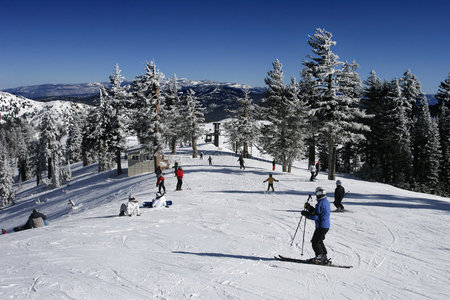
[1,0,449,93]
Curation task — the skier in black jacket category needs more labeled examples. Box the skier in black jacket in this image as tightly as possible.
[334,180,345,211]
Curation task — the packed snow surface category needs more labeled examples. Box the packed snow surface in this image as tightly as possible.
[1,143,450,299]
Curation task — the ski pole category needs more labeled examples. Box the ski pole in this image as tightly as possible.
[290,194,312,246]
[301,214,307,255]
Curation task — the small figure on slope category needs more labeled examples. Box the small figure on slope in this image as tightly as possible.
[314,161,321,178]
[272,159,276,171]
[176,167,183,191]
[263,174,279,192]
[208,156,212,166]
[334,180,345,212]
[301,187,331,264]
[238,155,245,170]
[309,162,316,181]
[157,174,166,193]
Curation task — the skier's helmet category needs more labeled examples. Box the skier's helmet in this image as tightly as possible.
[336,180,342,186]
[315,186,326,198]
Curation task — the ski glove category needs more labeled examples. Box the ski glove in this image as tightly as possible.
[301,210,310,217]
[304,202,312,209]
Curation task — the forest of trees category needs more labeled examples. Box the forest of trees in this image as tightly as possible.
[1,28,450,207]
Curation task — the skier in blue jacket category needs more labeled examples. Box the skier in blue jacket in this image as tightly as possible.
[302,186,331,264]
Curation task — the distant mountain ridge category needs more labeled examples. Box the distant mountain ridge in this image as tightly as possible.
[3,80,266,122]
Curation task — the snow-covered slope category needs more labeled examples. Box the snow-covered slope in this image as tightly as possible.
[0,91,89,127]
[1,143,449,299]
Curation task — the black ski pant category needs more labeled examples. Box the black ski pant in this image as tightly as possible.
[159,183,166,193]
[176,179,183,190]
[267,183,274,191]
[311,228,329,256]
[309,172,315,181]
[334,199,344,210]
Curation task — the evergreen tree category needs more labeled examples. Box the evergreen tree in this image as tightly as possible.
[38,107,63,187]
[400,69,422,124]
[259,60,307,172]
[225,88,258,158]
[66,112,83,163]
[94,87,115,173]
[383,79,412,187]
[81,107,98,167]
[436,73,450,106]
[102,64,130,175]
[163,74,184,154]
[302,28,368,180]
[131,61,164,165]
[437,104,450,195]
[180,88,205,158]
[0,139,15,206]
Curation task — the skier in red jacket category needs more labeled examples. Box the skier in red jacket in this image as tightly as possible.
[157,175,166,193]
[176,167,183,191]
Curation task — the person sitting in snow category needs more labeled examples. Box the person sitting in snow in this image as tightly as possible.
[119,195,141,217]
[14,208,47,231]
[263,174,279,192]
[152,192,168,208]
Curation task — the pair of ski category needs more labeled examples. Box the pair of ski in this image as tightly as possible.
[274,255,352,269]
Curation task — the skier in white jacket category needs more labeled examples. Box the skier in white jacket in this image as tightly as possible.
[119,195,141,216]
[152,192,167,208]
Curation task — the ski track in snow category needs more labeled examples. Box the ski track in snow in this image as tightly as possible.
[1,143,450,299]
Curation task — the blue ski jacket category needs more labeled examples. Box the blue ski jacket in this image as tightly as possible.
[307,196,330,229]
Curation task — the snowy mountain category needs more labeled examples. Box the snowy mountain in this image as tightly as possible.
[1,139,449,299]
[0,91,89,127]
[3,80,265,121]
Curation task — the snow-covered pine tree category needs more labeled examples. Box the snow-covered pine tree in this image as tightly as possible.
[102,64,130,175]
[81,107,99,167]
[94,86,115,173]
[382,79,413,187]
[162,74,184,155]
[259,59,307,172]
[38,107,63,187]
[336,61,369,174]
[414,96,442,193]
[400,70,422,124]
[436,73,450,107]
[224,88,258,158]
[299,68,319,165]
[0,137,15,206]
[130,61,165,165]
[437,104,450,195]
[66,112,83,163]
[302,28,368,180]
[360,70,386,180]
[180,88,205,158]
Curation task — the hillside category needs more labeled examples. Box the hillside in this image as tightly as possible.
[3,80,265,121]
[1,141,449,299]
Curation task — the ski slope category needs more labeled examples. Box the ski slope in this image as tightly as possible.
[1,143,450,299]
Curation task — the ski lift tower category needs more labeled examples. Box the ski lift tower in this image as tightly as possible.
[213,122,220,147]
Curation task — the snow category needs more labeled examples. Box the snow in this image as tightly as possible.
[1,142,450,299]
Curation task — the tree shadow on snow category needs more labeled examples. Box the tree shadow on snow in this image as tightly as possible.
[172,251,276,262]
[344,192,450,213]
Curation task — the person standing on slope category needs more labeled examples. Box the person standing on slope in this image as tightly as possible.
[272,159,276,171]
[301,187,331,264]
[334,180,345,212]
[176,167,183,191]
[309,162,316,181]
[238,155,245,169]
[263,174,279,192]
[157,174,166,193]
